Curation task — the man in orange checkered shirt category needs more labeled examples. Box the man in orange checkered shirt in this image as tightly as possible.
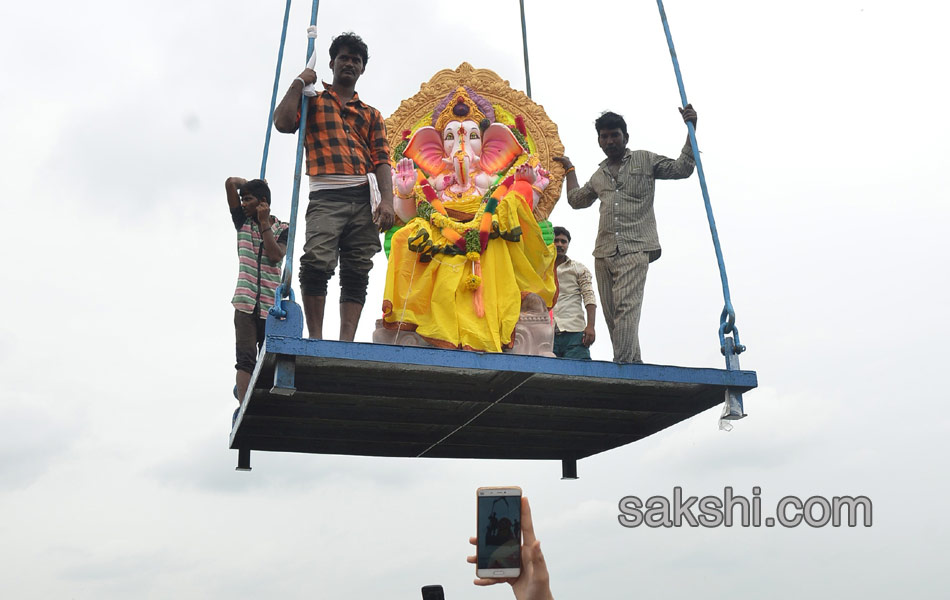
[274,32,394,341]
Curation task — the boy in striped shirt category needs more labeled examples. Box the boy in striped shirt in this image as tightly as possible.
[225,177,289,406]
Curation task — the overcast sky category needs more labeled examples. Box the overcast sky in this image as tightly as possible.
[2,0,948,598]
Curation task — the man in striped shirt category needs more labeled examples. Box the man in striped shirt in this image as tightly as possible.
[554,105,697,363]
[226,177,288,405]
[274,32,394,341]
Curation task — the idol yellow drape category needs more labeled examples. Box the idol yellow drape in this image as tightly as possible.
[382,190,556,352]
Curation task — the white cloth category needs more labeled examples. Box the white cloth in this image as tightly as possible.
[302,51,318,98]
[308,174,381,212]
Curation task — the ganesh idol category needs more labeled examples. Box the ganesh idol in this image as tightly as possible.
[375,72,563,354]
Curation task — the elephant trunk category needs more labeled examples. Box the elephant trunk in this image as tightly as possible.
[453,139,470,188]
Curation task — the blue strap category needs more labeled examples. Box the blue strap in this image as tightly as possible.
[519,0,532,99]
[656,0,745,357]
[259,0,294,180]
[271,0,321,318]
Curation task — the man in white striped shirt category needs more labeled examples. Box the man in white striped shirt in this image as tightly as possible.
[554,105,697,363]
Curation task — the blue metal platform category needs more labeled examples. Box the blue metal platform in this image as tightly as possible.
[228,307,756,475]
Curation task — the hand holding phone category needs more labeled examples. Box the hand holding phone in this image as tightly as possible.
[467,494,554,600]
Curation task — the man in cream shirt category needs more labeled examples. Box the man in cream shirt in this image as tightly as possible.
[552,226,597,359]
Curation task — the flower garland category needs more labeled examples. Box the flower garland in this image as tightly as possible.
[414,175,512,259]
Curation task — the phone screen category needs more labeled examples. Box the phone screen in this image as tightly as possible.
[476,490,522,571]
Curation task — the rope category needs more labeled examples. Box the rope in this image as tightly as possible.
[656,0,745,357]
[393,257,419,345]
[416,374,533,457]
[271,0,321,318]
[259,0,293,180]
[392,252,466,344]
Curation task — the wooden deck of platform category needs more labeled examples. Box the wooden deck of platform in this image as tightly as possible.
[229,332,756,474]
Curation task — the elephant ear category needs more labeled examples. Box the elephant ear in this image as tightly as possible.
[403,126,447,176]
[479,123,524,174]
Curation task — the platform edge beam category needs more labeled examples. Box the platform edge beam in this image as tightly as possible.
[271,354,297,396]
[721,337,746,420]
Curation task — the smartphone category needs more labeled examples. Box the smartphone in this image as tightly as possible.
[420,584,444,600]
[476,486,522,579]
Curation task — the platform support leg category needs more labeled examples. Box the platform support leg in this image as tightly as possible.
[236,448,252,471]
[271,354,296,396]
[561,459,578,480]
[721,338,746,420]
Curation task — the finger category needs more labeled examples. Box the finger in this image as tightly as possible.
[473,578,510,587]
[466,555,476,564]
[469,536,478,546]
[520,496,537,545]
